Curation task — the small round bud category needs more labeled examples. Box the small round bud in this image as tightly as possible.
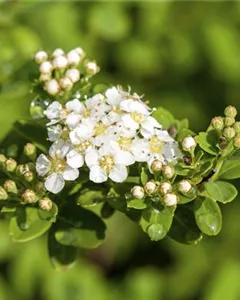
[211,116,224,130]
[0,186,8,200]
[162,165,175,179]
[233,135,240,148]
[224,116,235,127]
[16,164,28,177]
[24,171,35,183]
[86,61,99,75]
[35,181,46,195]
[159,182,172,195]
[178,180,192,194]
[53,55,68,69]
[131,186,145,200]
[163,193,178,206]
[21,189,37,204]
[0,154,6,165]
[39,197,53,211]
[35,51,48,64]
[45,79,60,96]
[151,160,163,173]
[233,121,240,133]
[4,180,18,194]
[39,73,51,82]
[224,105,237,118]
[182,136,197,152]
[144,181,157,195]
[75,47,85,57]
[59,77,73,89]
[67,50,81,66]
[39,61,52,74]
[24,143,36,160]
[66,68,80,83]
[52,48,65,57]
[4,158,17,172]
[223,127,235,140]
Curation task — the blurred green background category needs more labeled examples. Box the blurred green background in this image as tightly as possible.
[1,1,240,300]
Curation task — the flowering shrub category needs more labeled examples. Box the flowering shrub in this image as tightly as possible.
[0,47,240,268]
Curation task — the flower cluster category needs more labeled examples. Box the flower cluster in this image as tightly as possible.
[35,47,99,96]
[36,86,182,194]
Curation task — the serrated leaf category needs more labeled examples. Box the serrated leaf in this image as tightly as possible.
[204,181,238,203]
[195,131,219,155]
[9,206,52,242]
[194,197,222,236]
[152,107,175,129]
[218,158,240,179]
[127,198,147,210]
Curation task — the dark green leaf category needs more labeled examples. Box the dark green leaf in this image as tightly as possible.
[195,131,219,155]
[100,202,115,219]
[76,188,105,207]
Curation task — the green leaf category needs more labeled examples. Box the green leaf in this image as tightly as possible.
[127,198,147,210]
[14,119,50,153]
[218,158,240,179]
[194,197,222,236]
[195,131,219,155]
[100,202,115,219]
[152,107,175,129]
[55,205,106,249]
[140,203,175,241]
[140,167,149,185]
[177,193,196,205]
[76,188,105,207]
[168,206,202,245]
[204,181,238,204]
[9,206,53,242]
[38,203,58,222]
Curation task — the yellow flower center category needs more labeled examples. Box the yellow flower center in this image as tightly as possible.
[112,105,122,114]
[76,141,91,153]
[118,137,132,151]
[99,155,114,174]
[51,158,66,173]
[149,136,163,153]
[131,112,145,124]
[83,109,90,118]
[60,127,70,140]
[94,122,108,136]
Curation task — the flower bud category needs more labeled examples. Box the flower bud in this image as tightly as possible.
[75,47,85,57]
[0,186,8,200]
[21,189,37,204]
[159,182,172,195]
[4,158,17,172]
[39,61,52,74]
[24,143,36,160]
[224,116,235,127]
[131,186,145,199]
[39,197,53,211]
[16,164,28,177]
[0,154,6,166]
[53,55,68,69]
[24,171,35,183]
[182,136,197,152]
[162,165,174,179]
[35,181,46,195]
[67,50,81,66]
[163,193,178,206]
[3,180,18,194]
[144,181,157,195]
[59,77,73,90]
[234,121,240,133]
[224,105,237,118]
[39,73,51,82]
[233,135,240,148]
[223,127,235,140]
[211,116,224,130]
[178,180,192,194]
[66,68,80,83]
[45,79,60,96]
[151,160,163,173]
[52,48,65,57]
[86,61,99,75]
[35,51,48,64]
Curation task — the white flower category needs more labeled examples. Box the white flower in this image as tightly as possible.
[69,118,95,145]
[40,61,52,74]
[53,55,68,69]
[36,140,79,194]
[45,101,62,123]
[44,80,60,96]
[85,142,133,183]
[47,124,63,141]
[66,68,80,83]
[35,51,48,64]
[52,48,65,57]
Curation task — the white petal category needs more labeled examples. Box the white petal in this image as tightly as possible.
[62,166,79,181]
[47,125,62,142]
[109,164,128,182]
[89,165,107,183]
[156,129,174,142]
[49,139,70,159]
[44,173,65,194]
[120,99,150,115]
[66,150,84,168]
[105,87,122,106]
[131,139,150,162]
[36,154,51,176]
[66,99,84,113]
[85,94,104,109]
[115,150,135,166]
[45,101,62,120]
[121,114,139,130]
[66,113,81,128]
[85,149,99,167]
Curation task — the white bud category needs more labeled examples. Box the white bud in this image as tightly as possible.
[39,73,51,82]
[66,68,80,83]
[59,77,73,89]
[151,160,163,173]
[182,136,197,152]
[163,193,178,206]
[40,61,52,74]
[52,48,65,57]
[75,47,85,57]
[162,165,174,179]
[35,51,48,64]
[144,181,157,194]
[39,197,53,211]
[159,182,172,195]
[53,55,68,69]
[67,50,81,66]
[45,79,60,96]
[131,186,145,199]
[178,180,192,194]
[86,61,99,75]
